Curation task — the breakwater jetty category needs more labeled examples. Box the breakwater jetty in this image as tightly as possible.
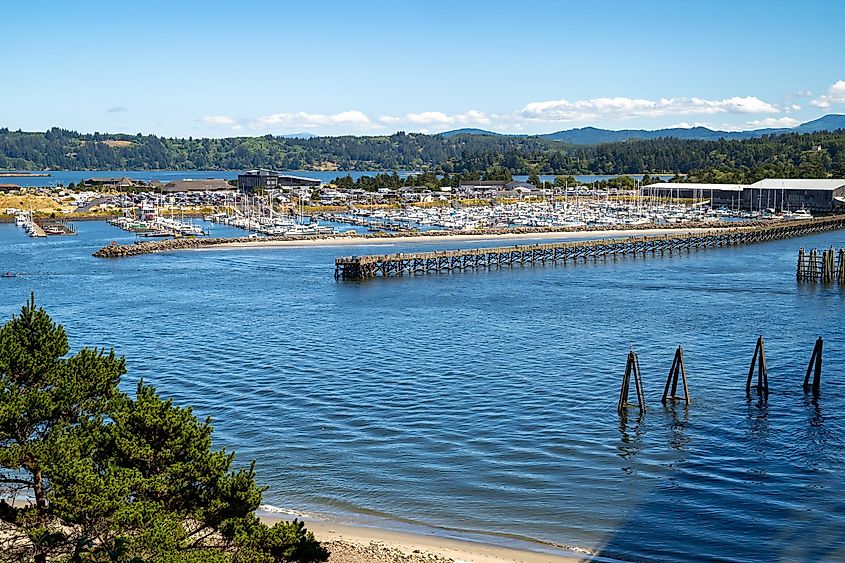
[797,247,845,283]
[92,220,765,258]
[334,216,845,280]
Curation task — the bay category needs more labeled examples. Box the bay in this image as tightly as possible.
[1,220,843,561]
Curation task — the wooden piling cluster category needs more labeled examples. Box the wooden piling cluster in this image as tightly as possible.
[618,336,828,414]
[335,216,845,280]
[797,247,845,283]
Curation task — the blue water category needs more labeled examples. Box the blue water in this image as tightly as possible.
[1,221,844,562]
[0,170,671,188]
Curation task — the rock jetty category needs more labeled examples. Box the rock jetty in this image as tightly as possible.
[92,221,772,258]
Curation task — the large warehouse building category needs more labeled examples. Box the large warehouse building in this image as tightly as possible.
[237,169,320,192]
[642,178,845,212]
[742,179,845,212]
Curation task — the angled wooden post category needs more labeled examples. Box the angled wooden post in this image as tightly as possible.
[838,249,845,284]
[662,346,690,404]
[797,247,805,281]
[803,337,823,395]
[618,350,646,414]
[745,336,768,394]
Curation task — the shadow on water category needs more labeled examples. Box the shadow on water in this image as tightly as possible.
[595,393,845,562]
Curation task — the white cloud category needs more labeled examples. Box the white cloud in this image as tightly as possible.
[379,110,491,126]
[794,90,813,98]
[254,110,373,128]
[519,95,779,122]
[201,92,800,135]
[810,80,845,109]
[202,115,238,126]
[667,121,744,132]
[746,117,799,128]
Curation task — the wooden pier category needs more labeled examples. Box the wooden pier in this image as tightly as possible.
[335,216,845,280]
[797,247,845,283]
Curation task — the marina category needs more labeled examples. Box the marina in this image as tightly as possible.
[12,210,76,237]
[319,197,784,232]
[107,202,208,238]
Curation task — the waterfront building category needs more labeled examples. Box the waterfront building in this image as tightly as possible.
[82,177,138,190]
[641,179,845,212]
[237,169,321,192]
[458,180,508,195]
[398,186,434,203]
[505,180,535,192]
[744,179,845,212]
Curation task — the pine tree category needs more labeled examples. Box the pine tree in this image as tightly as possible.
[0,296,328,563]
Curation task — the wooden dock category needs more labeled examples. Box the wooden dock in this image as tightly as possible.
[335,216,845,280]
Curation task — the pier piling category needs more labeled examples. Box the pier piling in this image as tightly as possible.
[745,336,769,395]
[618,350,646,414]
[797,248,806,281]
[803,337,823,395]
[662,346,690,404]
[797,248,845,283]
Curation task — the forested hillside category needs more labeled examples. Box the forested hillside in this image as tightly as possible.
[1,127,844,182]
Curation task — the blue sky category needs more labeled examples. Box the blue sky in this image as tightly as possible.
[2,0,844,137]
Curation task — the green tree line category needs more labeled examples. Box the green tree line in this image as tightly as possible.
[1,127,845,180]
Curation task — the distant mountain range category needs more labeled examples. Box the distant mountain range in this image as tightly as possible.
[439,114,845,145]
[280,132,318,139]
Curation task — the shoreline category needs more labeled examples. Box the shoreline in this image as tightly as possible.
[94,220,773,258]
[3,495,591,562]
[205,227,718,250]
[258,511,590,563]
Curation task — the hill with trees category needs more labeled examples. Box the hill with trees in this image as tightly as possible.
[1,124,845,183]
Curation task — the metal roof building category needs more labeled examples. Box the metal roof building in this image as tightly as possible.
[237,169,321,192]
[641,179,845,212]
[745,179,845,212]
[159,179,233,193]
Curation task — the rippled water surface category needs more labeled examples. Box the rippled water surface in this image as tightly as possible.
[2,221,845,562]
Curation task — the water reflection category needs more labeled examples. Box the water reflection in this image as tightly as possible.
[800,394,830,470]
[617,412,644,475]
[745,394,770,445]
[662,402,690,453]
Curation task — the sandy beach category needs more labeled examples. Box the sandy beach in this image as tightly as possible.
[203,227,720,251]
[259,514,588,563]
